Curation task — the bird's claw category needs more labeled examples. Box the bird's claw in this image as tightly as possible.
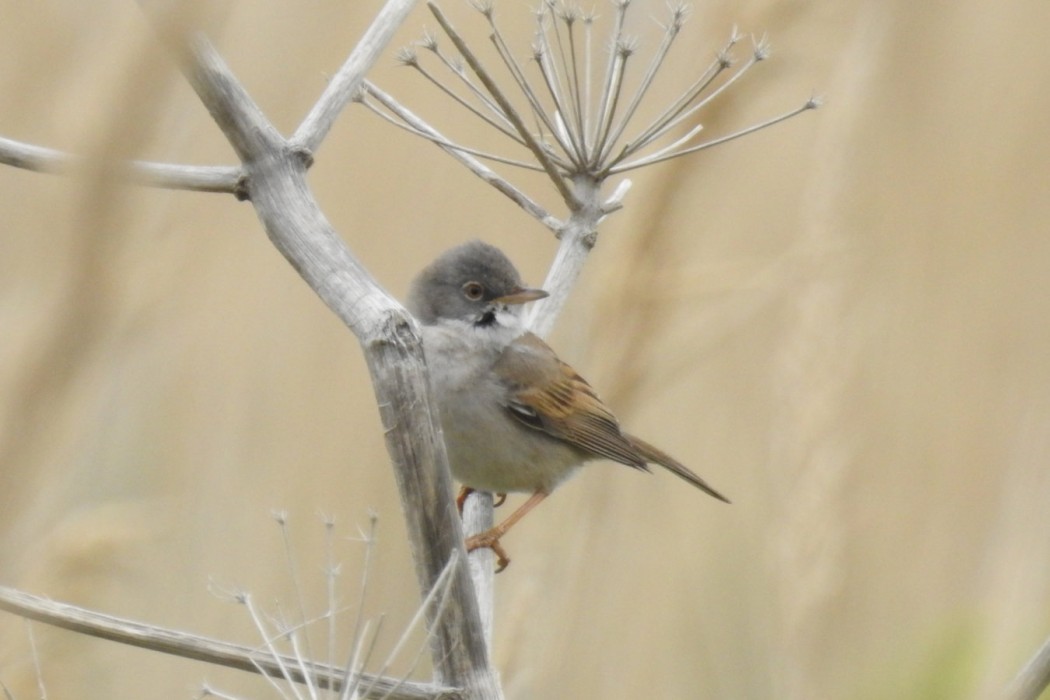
[456,486,474,514]
[456,487,508,513]
[465,531,511,573]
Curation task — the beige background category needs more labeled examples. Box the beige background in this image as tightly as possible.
[2,1,1049,698]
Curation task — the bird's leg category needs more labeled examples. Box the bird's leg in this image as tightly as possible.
[493,492,507,507]
[465,490,549,572]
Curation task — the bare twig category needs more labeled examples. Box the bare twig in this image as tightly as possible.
[322,513,340,690]
[26,621,48,700]
[609,98,821,174]
[360,552,460,699]
[381,6,816,198]
[0,134,243,195]
[361,93,546,171]
[241,592,310,699]
[398,48,526,147]
[273,512,318,682]
[0,585,457,700]
[293,0,420,152]
[340,512,379,699]
[427,2,579,210]
[361,81,559,231]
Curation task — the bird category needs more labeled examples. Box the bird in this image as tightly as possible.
[408,240,728,570]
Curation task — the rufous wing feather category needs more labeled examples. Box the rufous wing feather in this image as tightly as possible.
[496,332,730,504]
[496,333,647,469]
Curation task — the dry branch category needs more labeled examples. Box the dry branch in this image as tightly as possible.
[0,585,457,700]
[0,134,243,194]
[138,1,503,695]
[179,40,496,700]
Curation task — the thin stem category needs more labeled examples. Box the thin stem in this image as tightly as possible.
[0,134,244,195]
[361,91,548,171]
[243,594,308,700]
[387,559,462,700]
[641,44,766,149]
[613,121,703,170]
[590,0,631,152]
[338,512,379,700]
[421,38,518,133]
[281,609,320,700]
[532,41,586,169]
[293,0,420,151]
[360,553,459,699]
[596,6,685,165]
[544,4,586,160]
[275,513,317,684]
[337,619,372,700]
[26,621,47,700]
[601,177,632,214]
[403,52,526,145]
[428,1,578,209]
[362,81,559,230]
[609,98,819,174]
[0,584,447,699]
[482,13,578,164]
[618,30,740,158]
[321,515,338,695]
[590,41,633,168]
[581,12,595,158]
[562,7,588,157]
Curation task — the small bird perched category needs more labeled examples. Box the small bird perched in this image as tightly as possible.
[408,240,728,570]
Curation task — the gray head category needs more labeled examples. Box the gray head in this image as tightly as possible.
[408,241,548,325]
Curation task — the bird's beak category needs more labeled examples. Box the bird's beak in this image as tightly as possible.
[495,287,549,306]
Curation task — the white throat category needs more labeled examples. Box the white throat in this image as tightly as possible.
[448,305,528,348]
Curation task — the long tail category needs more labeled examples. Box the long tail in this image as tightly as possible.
[625,433,731,504]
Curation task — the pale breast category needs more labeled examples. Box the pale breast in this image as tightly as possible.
[421,323,586,493]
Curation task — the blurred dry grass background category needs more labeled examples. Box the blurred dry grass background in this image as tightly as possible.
[2,1,1050,698]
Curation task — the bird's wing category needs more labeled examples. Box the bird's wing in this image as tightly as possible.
[493,332,647,470]
[495,333,731,503]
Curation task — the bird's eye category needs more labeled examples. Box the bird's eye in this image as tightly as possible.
[462,282,485,301]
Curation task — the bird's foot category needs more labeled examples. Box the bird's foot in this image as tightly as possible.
[456,486,475,514]
[456,487,508,513]
[465,530,511,573]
